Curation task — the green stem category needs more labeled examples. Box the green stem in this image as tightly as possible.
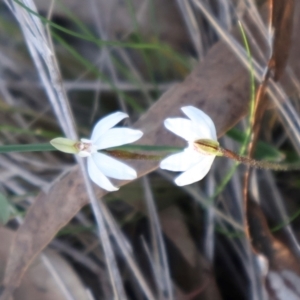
[0,144,56,153]
[0,143,183,154]
[210,22,256,200]
[271,208,300,232]
[238,20,256,153]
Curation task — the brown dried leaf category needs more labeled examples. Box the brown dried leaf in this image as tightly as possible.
[269,0,295,81]
[0,169,86,299]
[0,227,89,300]
[159,206,222,300]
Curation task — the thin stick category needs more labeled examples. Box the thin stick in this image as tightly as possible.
[220,147,299,171]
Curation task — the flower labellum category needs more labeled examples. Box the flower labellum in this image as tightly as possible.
[51,112,143,191]
[50,137,79,154]
[160,106,218,186]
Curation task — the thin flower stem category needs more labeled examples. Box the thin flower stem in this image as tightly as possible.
[220,147,299,171]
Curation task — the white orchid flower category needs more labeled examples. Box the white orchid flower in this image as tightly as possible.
[51,112,143,191]
[160,106,218,186]
[82,112,143,191]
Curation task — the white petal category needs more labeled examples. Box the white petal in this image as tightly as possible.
[94,128,143,150]
[91,111,128,142]
[160,148,201,172]
[78,150,91,157]
[92,152,137,180]
[164,118,198,142]
[87,157,118,191]
[174,155,215,186]
[181,106,217,140]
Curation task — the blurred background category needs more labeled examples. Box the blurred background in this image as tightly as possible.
[0,0,300,299]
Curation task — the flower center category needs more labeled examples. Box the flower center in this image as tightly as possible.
[75,139,96,157]
[75,141,91,152]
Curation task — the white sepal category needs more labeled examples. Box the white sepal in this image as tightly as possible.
[87,156,119,191]
[94,128,143,150]
[174,156,215,186]
[160,148,201,172]
[181,106,217,140]
[164,118,198,142]
[91,111,128,142]
[92,152,137,180]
